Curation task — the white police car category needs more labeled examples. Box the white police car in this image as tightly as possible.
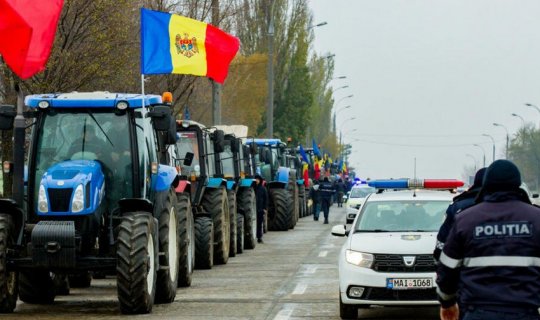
[332,179,462,319]
[346,183,376,224]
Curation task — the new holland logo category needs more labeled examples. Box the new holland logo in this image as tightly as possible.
[403,256,416,267]
[175,33,199,58]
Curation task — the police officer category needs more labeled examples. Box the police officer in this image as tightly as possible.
[437,160,540,320]
[434,167,486,263]
[254,174,267,243]
[309,180,321,221]
[335,178,346,207]
[319,177,335,224]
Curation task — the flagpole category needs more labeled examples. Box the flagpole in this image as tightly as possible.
[140,74,147,198]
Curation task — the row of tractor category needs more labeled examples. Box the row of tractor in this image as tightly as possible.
[0,91,312,314]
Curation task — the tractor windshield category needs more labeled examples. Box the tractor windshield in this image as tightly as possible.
[33,110,133,210]
[176,131,200,176]
[221,144,235,178]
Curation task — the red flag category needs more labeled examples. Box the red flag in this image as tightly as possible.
[0,0,63,79]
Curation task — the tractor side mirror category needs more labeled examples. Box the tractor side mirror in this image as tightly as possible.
[213,130,225,153]
[231,138,240,153]
[250,142,258,155]
[149,105,173,132]
[0,105,16,130]
[183,152,194,166]
[264,149,272,164]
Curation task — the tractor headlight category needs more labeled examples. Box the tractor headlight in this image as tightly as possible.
[38,185,48,213]
[71,184,84,213]
[345,250,374,268]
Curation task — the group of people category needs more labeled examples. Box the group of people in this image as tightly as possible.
[308,177,349,224]
[435,159,540,320]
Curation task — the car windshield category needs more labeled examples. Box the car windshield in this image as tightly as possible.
[350,187,376,198]
[354,200,450,232]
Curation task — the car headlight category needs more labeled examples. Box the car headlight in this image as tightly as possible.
[71,184,84,213]
[38,184,48,213]
[345,250,374,268]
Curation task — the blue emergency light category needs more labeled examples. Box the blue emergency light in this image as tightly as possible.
[368,179,463,189]
[25,92,162,109]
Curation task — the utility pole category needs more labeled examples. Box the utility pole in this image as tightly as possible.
[211,0,221,125]
[266,0,274,137]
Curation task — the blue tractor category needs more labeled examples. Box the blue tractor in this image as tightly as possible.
[0,92,185,314]
[246,139,298,231]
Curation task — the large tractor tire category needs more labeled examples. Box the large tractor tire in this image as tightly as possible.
[298,185,306,218]
[227,190,237,258]
[202,187,230,265]
[116,213,158,314]
[154,189,180,304]
[287,183,299,229]
[177,193,195,287]
[19,270,56,304]
[237,188,256,250]
[236,215,244,254]
[268,188,291,231]
[194,216,214,270]
[0,214,17,313]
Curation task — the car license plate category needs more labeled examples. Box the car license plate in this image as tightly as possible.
[386,278,432,290]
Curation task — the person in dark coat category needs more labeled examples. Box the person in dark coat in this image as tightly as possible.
[319,177,335,224]
[434,167,487,263]
[437,160,540,320]
[309,180,321,221]
[254,174,268,243]
[335,179,346,207]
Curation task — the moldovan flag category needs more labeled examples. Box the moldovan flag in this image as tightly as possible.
[141,8,240,83]
[0,0,63,79]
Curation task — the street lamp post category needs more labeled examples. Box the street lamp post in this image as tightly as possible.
[336,105,351,116]
[266,1,275,137]
[525,103,540,128]
[308,21,328,29]
[511,113,525,126]
[334,85,349,93]
[481,133,496,163]
[333,94,353,132]
[339,118,356,162]
[473,144,486,168]
[466,153,478,172]
[493,123,509,159]
[333,76,347,80]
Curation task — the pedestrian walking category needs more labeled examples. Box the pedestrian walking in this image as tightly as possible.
[434,167,487,263]
[335,178,346,208]
[437,160,540,320]
[319,177,335,224]
[254,174,267,244]
[309,180,321,221]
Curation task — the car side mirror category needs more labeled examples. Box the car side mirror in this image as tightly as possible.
[533,193,539,199]
[331,224,347,237]
[183,152,194,166]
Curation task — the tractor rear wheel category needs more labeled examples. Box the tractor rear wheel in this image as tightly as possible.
[236,215,244,254]
[268,189,290,231]
[194,216,214,269]
[228,191,237,258]
[0,214,17,313]
[202,187,230,265]
[238,188,256,250]
[116,212,158,314]
[177,193,194,287]
[155,189,180,304]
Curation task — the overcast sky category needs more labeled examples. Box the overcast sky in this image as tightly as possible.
[308,0,540,181]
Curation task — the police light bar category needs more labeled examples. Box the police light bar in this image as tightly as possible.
[367,179,464,189]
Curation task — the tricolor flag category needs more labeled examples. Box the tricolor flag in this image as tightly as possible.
[299,144,309,164]
[141,8,240,83]
[0,0,63,79]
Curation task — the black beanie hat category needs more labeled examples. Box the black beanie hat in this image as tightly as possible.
[472,167,487,189]
[482,160,521,191]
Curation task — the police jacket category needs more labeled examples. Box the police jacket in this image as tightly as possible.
[437,191,540,311]
[335,181,346,193]
[318,181,335,200]
[434,187,481,262]
[309,185,320,203]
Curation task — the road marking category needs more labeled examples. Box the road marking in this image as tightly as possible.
[274,307,294,320]
[305,265,318,274]
[318,250,328,257]
[292,283,307,294]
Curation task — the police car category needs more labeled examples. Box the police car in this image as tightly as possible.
[332,179,463,319]
[346,183,376,224]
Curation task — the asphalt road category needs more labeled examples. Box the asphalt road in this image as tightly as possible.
[3,205,439,320]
